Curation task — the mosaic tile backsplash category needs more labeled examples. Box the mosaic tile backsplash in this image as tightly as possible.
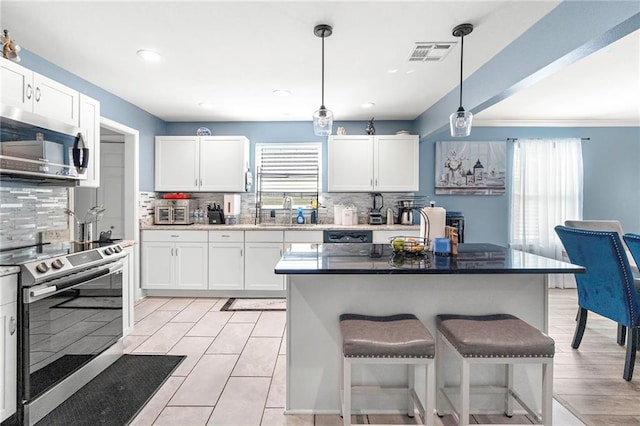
[0,186,70,249]
[142,191,419,225]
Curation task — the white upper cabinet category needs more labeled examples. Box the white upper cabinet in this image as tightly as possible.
[327,135,419,192]
[155,136,249,192]
[155,136,200,191]
[77,94,101,187]
[327,136,374,192]
[373,135,419,192]
[199,136,249,192]
[1,58,79,127]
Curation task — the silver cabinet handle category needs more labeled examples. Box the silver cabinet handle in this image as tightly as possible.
[221,234,230,238]
[170,234,179,238]
[370,179,373,186]
[240,249,243,256]
[195,179,198,186]
[26,84,32,100]
[171,247,174,256]
[175,247,178,256]
[35,87,41,102]
[9,317,16,335]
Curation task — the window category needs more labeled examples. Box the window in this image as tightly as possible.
[509,138,583,287]
[255,142,322,207]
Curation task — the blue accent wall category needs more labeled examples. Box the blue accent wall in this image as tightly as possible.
[418,126,640,245]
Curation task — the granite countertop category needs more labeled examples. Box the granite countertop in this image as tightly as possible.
[274,243,585,275]
[140,223,420,232]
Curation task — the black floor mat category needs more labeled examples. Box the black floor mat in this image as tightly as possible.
[27,354,183,426]
[30,354,93,400]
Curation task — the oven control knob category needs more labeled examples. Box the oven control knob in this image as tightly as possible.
[113,245,122,253]
[35,262,50,273]
[51,259,64,269]
[103,247,114,255]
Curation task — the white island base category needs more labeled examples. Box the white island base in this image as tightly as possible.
[285,273,549,416]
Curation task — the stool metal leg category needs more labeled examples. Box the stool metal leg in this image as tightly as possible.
[542,362,553,426]
[426,361,435,426]
[435,332,445,417]
[408,364,416,417]
[505,364,514,417]
[343,357,351,426]
[460,359,470,426]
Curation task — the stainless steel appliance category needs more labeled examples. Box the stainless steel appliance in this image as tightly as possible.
[1,241,127,425]
[0,105,89,185]
[368,193,383,225]
[154,199,196,225]
[397,200,414,225]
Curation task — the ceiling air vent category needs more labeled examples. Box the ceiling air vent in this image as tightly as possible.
[408,42,456,62]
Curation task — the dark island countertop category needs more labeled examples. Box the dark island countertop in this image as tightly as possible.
[274,243,585,275]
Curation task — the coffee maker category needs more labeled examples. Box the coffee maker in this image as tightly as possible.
[397,199,414,225]
[368,193,384,225]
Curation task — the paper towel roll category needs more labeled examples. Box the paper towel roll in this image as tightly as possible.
[420,207,446,250]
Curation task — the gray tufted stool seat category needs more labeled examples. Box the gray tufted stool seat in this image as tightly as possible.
[435,314,555,426]
[339,313,435,426]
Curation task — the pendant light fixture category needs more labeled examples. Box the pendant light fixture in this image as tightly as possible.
[313,24,333,136]
[449,23,474,137]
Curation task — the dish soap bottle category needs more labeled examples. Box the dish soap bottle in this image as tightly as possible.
[296,207,306,224]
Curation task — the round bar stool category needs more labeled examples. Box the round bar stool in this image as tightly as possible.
[435,314,555,426]
[339,313,435,426]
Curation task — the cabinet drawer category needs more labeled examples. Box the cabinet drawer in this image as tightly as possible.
[284,230,323,243]
[142,230,208,243]
[372,230,420,244]
[245,230,284,243]
[0,274,18,304]
[209,230,244,243]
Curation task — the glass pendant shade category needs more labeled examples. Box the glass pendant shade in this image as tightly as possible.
[449,107,473,137]
[313,106,333,136]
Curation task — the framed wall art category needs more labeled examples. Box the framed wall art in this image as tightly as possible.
[435,141,506,195]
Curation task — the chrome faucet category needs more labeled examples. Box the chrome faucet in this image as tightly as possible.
[283,196,293,224]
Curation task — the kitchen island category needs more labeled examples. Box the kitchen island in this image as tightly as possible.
[275,243,583,416]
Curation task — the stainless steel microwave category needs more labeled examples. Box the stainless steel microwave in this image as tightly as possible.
[0,105,89,184]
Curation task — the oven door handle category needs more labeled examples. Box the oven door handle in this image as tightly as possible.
[28,262,123,300]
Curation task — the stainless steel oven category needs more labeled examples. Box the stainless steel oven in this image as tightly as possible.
[1,241,127,425]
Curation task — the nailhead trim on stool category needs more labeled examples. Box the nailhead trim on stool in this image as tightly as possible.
[435,314,555,426]
[339,313,436,426]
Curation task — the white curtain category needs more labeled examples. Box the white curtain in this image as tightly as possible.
[509,138,583,288]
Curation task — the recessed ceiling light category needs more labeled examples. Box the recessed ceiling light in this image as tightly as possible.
[387,69,398,74]
[198,102,213,109]
[273,89,292,97]
[405,69,415,74]
[136,49,161,62]
[361,102,375,109]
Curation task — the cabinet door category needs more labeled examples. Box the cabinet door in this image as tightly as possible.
[244,243,284,291]
[374,135,419,191]
[77,94,101,187]
[0,302,17,422]
[199,136,249,192]
[0,58,32,110]
[32,72,79,126]
[208,243,244,290]
[155,136,199,191]
[174,243,208,290]
[141,242,174,289]
[327,136,374,192]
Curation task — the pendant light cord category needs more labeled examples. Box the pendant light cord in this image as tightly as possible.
[321,30,325,107]
[458,34,464,109]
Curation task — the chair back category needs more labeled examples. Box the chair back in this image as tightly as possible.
[555,225,639,328]
[623,233,640,275]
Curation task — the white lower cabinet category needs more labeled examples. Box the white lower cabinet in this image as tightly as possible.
[208,231,244,290]
[244,231,284,291]
[141,231,208,290]
[0,273,17,422]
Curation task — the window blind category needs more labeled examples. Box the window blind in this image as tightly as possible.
[255,143,322,193]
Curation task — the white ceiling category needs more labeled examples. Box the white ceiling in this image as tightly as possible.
[2,1,638,125]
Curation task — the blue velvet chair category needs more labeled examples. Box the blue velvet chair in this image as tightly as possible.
[555,225,639,381]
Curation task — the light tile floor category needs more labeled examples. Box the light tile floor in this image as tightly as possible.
[127,295,585,425]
